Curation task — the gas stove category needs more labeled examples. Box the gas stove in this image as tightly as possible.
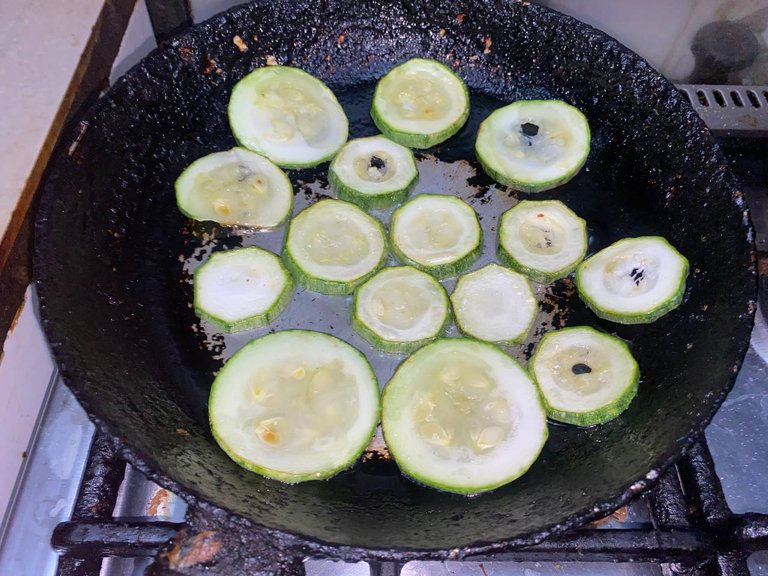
[1,2,768,575]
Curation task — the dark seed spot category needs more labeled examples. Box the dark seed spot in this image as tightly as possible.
[521,122,539,137]
[572,363,592,375]
[369,155,386,170]
[630,267,644,286]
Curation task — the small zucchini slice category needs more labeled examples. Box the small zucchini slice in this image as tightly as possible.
[498,200,587,284]
[209,330,380,483]
[390,194,482,279]
[371,58,470,149]
[329,136,418,210]
[228,66,348,168]
[194,246,294,333]
[382,338,548,495]
[175,147,292,228]
[451,264,536,344]
[475,100,590,192]
[576,236,689,324]
[529,326,639,426]
[352,266,450,354]
[283,199,386,295]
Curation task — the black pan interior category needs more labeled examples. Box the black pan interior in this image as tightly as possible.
[34,0,755,555]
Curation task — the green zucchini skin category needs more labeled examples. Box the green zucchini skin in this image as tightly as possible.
[282,199,388,295]
[209,330,380,483]
[529,327,639,426]
[390,194,482,280]
[576,236,689,324]
[351,266,451,354]
[193,247,295,333]
[371,58,470,149]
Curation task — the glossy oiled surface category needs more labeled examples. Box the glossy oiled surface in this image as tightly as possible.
[34,0,755,556]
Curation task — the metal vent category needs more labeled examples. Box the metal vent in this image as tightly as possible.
[677,84,768,136]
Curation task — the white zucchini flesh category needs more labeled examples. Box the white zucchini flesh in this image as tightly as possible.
[228,66,348,168]
[475,100,590,192]
[498,200,587,283]
[209,330,380,483]
[284,199,386,294]
[390,194,481,278]
[329,136,417,208]
[451,264,536,343]
[353,266,449,353]
[371,58,470,148]
[576,236,689,324]
[194,247,294,332]
[530,327,639,426]
[175,147,292,227]
[382,339,548,494]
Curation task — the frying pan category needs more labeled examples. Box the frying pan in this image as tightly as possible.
[34,0,756,565]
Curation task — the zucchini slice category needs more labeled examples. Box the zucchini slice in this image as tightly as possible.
[451,264,536,344]
[175,147,292,227]
[352,266,449,354]
[228,66,348,168]
[498,200,587,284]
[390,194,482,279]
[209,330,380,483]
[283,199,386,295]
[529,327,639,426]
[194,246,294,333]
[576,236,689,324]
[371,58,470,149]
[382,338,548,495]
[329,136,418,210]
[475,100,590,192]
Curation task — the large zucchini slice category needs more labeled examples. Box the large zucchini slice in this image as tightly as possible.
[390,194,482,279]
[498,200,587,284]
[382,338,548,495]
[475,100,590,192]
[228,66,348,168]
[329,135,418,210]
[209,330,380,483]
[352,266,449,354]
[175,147,292,227]
[451,264,536,344]
[576,236,689,324]
[194,246,294,333]
[371,58,469,149]
[283,199,386,295]
[529,326,639,426]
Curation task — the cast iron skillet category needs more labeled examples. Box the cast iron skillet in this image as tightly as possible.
[35,0,756,560]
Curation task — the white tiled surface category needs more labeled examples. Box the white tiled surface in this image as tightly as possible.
[0,287,56,528]
[0,0,109,246]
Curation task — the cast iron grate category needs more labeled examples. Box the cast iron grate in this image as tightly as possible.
[51,432,768,576]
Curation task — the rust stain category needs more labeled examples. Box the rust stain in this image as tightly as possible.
[233,35,248,52]
[588,505,629,527]
[203,58,217,75]
[177,45,194,62]
[456,12,466,23]
[438,28,446,37]
[175,427,191,436]
[757,253,768,276]
[147,488,170,516]
[483,36,493,54]
[163,530,222,570]
[265,55,278,66]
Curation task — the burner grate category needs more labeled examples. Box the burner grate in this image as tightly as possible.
[49,434,768,576]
